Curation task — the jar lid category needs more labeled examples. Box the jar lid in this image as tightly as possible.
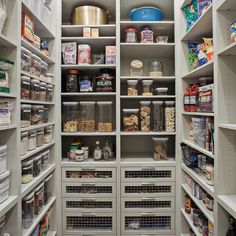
[127,80,138,85]
[39,82,47,86]
[41,150,50,156]
[21,104,32,109]
[46,73,54,77]
[22,159,33,167]
[125,27,137,32]
[140,101,151,105]
[141,25,152,31]
[67,69,79,75]
[155,87,168,91]
[45,125,53,130]
[130,60,143,69]
[80,101,96,105]
[97,101,113,105]
[31,79,40,83]
[78,44,91,48]
[47,84,53,88]
[21,47,32,55]
[29,130,36,136]
[81,146,89,151]
[41,61,48,67]
[23,191,35,201]
[70,145,78,150]
[21,131,29,137]
[63,102,79,106]
[152,101,164,104]
[152,137,169,141]
[165,101,175,105]
[123,108,139,113]
[34,154,42,161]
[141,80,153,85]
[21,76,31,82]
[75,150,84,154]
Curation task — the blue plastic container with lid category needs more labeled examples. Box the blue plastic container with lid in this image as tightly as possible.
[129,7,164,21]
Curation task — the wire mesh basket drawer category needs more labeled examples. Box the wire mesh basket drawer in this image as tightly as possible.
[62,167,116,183]
[63,212,116,235]
[121,213,175,235]
[62,183,116,198]
[121,182,175,198]
[121,197,175,213]
[121,167,176,182]
[63,197,116,213]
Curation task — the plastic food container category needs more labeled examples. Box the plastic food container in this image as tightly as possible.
[34,183,44,215]
[36,129,44,147]
[30,79,40,100]
[39,82,47,101]
[46,73,54,83]
[165,101,175,132]
[152,101,164,131]
[21,47,32,73]
[41,150,50,169]
[79,101,96,132]
[152,137,169,160]
[33,154,42,177]
[63,102,79,132]
[123,109,139,131]
[21,76,31,100]
[149,60,163,77]
[46,84,53,102]
[156,36,168,43]
[127,80,138,96]
[155,87,168,95]
[40,61,48,77]
[140,101,151,132]
[21,159,33,184]
[44,174,52,204]
[125,27,138,43]
[21,132,28,156]
[141,80,153,96]
[31,105,44,125]
[129,7,164,21]
[21,104,31,127]
[22,191,35,229]
[75,149,85,162]
[130,60,144,77]
[28,130,36,151]
[0,145,7,174]
[44,126,53,143]
[0,170,10,203]
[97,101,113,132]
[31,54,41,77]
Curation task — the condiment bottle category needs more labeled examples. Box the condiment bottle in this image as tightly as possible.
[94,141,102,160]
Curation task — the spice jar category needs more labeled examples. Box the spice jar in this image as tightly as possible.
[34,183,44,215]
[79,76,93,92]
[63,102,79,132]
[205,194,214,211]
[81,146,89,160]
[149,60,163,77]
[28,131,36,151]
[30,79,40,100]
[22,192,34,229]
[79,101,96,132]
[123,109,139,131]
[65,69,79,92]
[46,84,53,102]
[75,150,85,162]
[125,27,138,43]
[21,132,28,156]
[30,54,41,77]
[130,60,144,77]
[95,69,115,92]
[21,159,33,184]
[97,101,113,132]
[165,101,175,132]
[205,162,214,186]
[141,80,153,96]
[140,101,151,132]
[127,80,138,96]
[21,104,31,127]
[152,137,168,160]
[39,82,47,101]
[152,101,164,131]
[33,154,42,177]
[46,73,54,84]
[21,76,31,100]
[21,47,32,73]
[44,174,52,204]
[140,26,154,43]
[31,105,44,125]
[41,150,50,169]
[44,126,53,143]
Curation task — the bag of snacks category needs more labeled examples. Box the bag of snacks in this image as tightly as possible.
[188,42,199,70]
[184,0,198,31]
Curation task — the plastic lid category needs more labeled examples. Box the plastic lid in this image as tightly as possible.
[127,80,138,85]
[63,102,79,106]
[41,61,48,66]
[29,130,36,135]
[141,80,153,85]
[0,145,7,153]
[125,27,137,32]
[31,79,40,83]
[21,132,29,137]
[152,137,169,141]
[155,87,168,91]
[165,101,175,105]
[41,150,50,156]
[123,108,139,113]
[80,101,96,105]
[34,154,42,161]
[47,84,53,88]
[22,159,33,167]
[0,170,10,181]
[152,101,164,104]
[35,182,44,192]
[39,82,47,86]
[140,101,151,105]
[31,54,41,61]
[46,73,54,77]
[21,104,31,109]
[21,47,32,55]
[23,191,35,201]
[21,76,31,82]
[75,150,84,154]
[97,101,113,105]
[81,146,89,150]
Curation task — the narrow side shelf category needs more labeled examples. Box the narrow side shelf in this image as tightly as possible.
[182,112,214,117]
[0,196,18,218]
[217,195,236,219]
[218,42,236,56]
[0,34,17,47]
[219,124,236,131]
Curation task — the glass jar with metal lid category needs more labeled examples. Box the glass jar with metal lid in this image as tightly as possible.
[22,191,34,229]
[20,132,28,156]
[65,69,79,92]
[36,129,44,147]
[46,84,53,102]
[31,105,44,125]
[21,47,32,73]
[44,126,53,143]
[97,101,113,132]
[28,130,36,151]
[31,54,41,77]
[21,104,31,127]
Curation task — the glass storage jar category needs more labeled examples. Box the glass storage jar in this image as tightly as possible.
[34,183,44,215]
[22,192,34,229]
[141,80,153,96]
[31,54,42,77]
[28,130,36,151]
[155,87,168,95]
[65,69,79,92]
[31,105,44,125]
[39,82,47,101]
[46,73,54,84]
[123,109,139,131]
[33,154,42,177]
[21,132,28,156]
[21,104,31,127]
[21,47,32,73]
[149,60,163,77]
[44,174,52,204]
[46,84,53,102]
[152,101,164,131]
[40,61,48,78]
[165,101,175,132]
[127,80,138,96]
[36,129,44,147]
[30,79,40,100]
[125,27,138,43]
[63,102,79,132]
[44,125,53,143]
[129,60,144,77]
[152,137,169,160]
[21,76,31,100]
[21,159,33,184]
[41,150,50,169]
[79,101,96,132]
[140,101,151,132]
[97,101,113,132]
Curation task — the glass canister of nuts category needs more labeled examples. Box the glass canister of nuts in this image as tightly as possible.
[63,102,79,132]
[123,109,139,132]
[97,101,113,132]
[140,101,151,132]
[164,101,175,132]
[127,80,138,96]
[79,101,96,132]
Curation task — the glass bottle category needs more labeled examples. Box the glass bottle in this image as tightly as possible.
[94,141,102,161]
[102,139,112,161]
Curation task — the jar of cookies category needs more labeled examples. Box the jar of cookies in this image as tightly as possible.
[123,109,139,132]
[63,102,79,132]
[79,101,96,132]
[152,137,169,160]
[140,101,151,132]
[97,101,113,132]
[127,80,138,96]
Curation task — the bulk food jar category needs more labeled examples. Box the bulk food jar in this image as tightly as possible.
[28,130,36,151]
[141,80,153,96]
[0,57,14,93]
[140,101,151,132]
[127,80,138,96]
[36,129,44,147]
[21,132,28,156]
[30,79,40,100]
[123,109,139,131]
[40,61,48,78]
[39,82,47,101]
[152,101,164,131]
[46,84,53,102]
[21,159,33,184]
[31,54,41,77]
[22,192,34,229]
[21,104,31,127]
[31,105,44,125]
[21,47,32,73]
[46,73,54,84]
[97,101,113,132]
[21,76,31,100]
[63,102,79,132]
[44,126,53,143]
[165,101,175,132]
[152,137,169,160]
[41,150,50,169]
[79,101,96,132]
[149,60,163,77]
[44,174,52,204]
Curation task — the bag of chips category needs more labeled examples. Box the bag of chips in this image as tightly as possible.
[184,0,198,31]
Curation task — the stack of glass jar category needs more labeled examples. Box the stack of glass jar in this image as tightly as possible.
[63,101,113,133]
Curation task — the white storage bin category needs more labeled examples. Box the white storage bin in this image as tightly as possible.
[0,170,10,204]
[0,145,7,175]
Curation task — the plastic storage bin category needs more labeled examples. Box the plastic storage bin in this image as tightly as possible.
[21,76,31,100]
[46,84,53,102]
[31,54,41,77]
[34,183,44,215]
[127,80,138,96]
[28,130,36,151]
[21,104,31,127]
[79,101,96,132]
[97,101,113,132]
[140,101,151,132]
[152,137,169,160]
[39,82,47,101]
[41,150,50,169]
[123,109,139,131]
[0,170,10,204]
[31,105,44,125]
[0,145,7,174]
[30,79,40,100]
[21,47,32,73]
[33,154,42,177]
[36,129,44,147]
[149,60,163,77]
[153,101,164,131]
[141,80,153,96]
[22,192,34,229]
[44,126,53,143]
[165,101,175,132]
[63,102,79,132]
[21,132,28,156]
[155,87,168,95]
[21,159,33,184]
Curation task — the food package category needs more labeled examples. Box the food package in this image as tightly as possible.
[33,34,41,50]
[62,42,77,65]
[184,0,198,31]
[188,42,199,70]
[197,0,212,17]
[21,13,35,42]
[105,46,116,65]
[203,38,213,61]
[192,117,206,148]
